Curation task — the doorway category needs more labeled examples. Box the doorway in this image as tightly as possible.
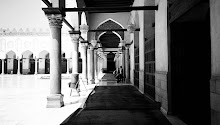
[169,2,211,125]
[107,52,115,73]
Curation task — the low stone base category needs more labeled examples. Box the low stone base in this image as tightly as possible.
[88,79,95,84]
[22,69,30,75]
[211,110,220,125]
[38,69,45,74]
[139,70,145,93]
[210,76,220,125]
[81,78,88,84]
[125,78,130,83]
[155,71,168,114]
[46,94,64,108]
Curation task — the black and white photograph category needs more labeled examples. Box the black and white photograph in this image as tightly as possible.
[0,0,217,125]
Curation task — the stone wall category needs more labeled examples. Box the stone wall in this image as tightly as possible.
[155,71,168,114]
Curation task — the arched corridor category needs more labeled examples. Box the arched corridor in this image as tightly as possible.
[0,0,219,125]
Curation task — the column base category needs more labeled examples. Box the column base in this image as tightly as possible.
[125,78,130,83]
[71,74,79,84]
[82,78,88,84]
[88,79,95,84]
[46,94,64,108]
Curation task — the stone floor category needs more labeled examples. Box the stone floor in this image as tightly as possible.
[0,74,96,125]
[0,73,187,125]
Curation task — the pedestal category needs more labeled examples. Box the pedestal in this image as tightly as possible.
[47,94,64,108]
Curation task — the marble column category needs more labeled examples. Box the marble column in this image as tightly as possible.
[81,42,88,83]
[44,13,64,108]
[94,50,98,82]
[1,59,4,75]
[125,46,130,82]
[69,32,79,86]
[122,49,125,78]
[119,46,125,79]
[35,56,38,75]
[17,56,20,75]
[66,58,69,74]
[87,46,95,84]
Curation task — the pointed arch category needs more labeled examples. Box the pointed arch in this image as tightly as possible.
[97,31,122,46]
[6,50,16,59]
[95,18,124,42]
[96,18,124,29]
[22,50,33,58]
[97,32,107,41]
[39,50,49,58]
[112,31,122,41]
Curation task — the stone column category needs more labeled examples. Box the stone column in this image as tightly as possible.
[81,42,88,83]
[44,12,64,108]
[17,56,20,75]
[66,58,69,74]
[125,46,130,82]
[87,46,95,84]
[94,50,99,82]
[69,32,80,86]
[1,59,4,75]
[120,49,125,80]
[35,56,38,75]
[119,40,126,80]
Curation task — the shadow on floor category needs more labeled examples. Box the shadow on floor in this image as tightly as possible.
[61,85,172,125]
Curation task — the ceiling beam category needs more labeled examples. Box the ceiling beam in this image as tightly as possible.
[88,28,140,32]
[64,6,158,13]
[42,0,52,7]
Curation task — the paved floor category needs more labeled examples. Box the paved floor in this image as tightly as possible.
[0,74,96,125]
[62,85,171,125]
[0,73,187,125]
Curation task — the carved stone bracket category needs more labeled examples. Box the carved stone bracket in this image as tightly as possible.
[46,14,63,28]
[42,8,64,28]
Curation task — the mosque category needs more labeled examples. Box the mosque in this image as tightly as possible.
[0,0,219,125]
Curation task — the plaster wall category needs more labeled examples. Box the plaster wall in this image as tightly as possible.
[155,0,169,114]
[155,0,168,72]
[210,0,220,124]
[88,13,130,41]
[211,0,220,76]
[0,34,72,59]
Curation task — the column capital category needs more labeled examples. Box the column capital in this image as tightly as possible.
[46,14,63,28]
[80,24,89,33]
[88,45,95,50]
[118,40,126,48]
[125,46,130,50]
[69,34,79,43]
[80,41,89,47]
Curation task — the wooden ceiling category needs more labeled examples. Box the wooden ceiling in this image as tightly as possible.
[84,0,134,8]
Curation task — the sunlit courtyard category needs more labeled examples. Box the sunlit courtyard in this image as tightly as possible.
[0,74,95,125]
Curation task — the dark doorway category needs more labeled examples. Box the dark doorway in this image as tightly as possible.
[169,2,210,125]
[107,52,115,73]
